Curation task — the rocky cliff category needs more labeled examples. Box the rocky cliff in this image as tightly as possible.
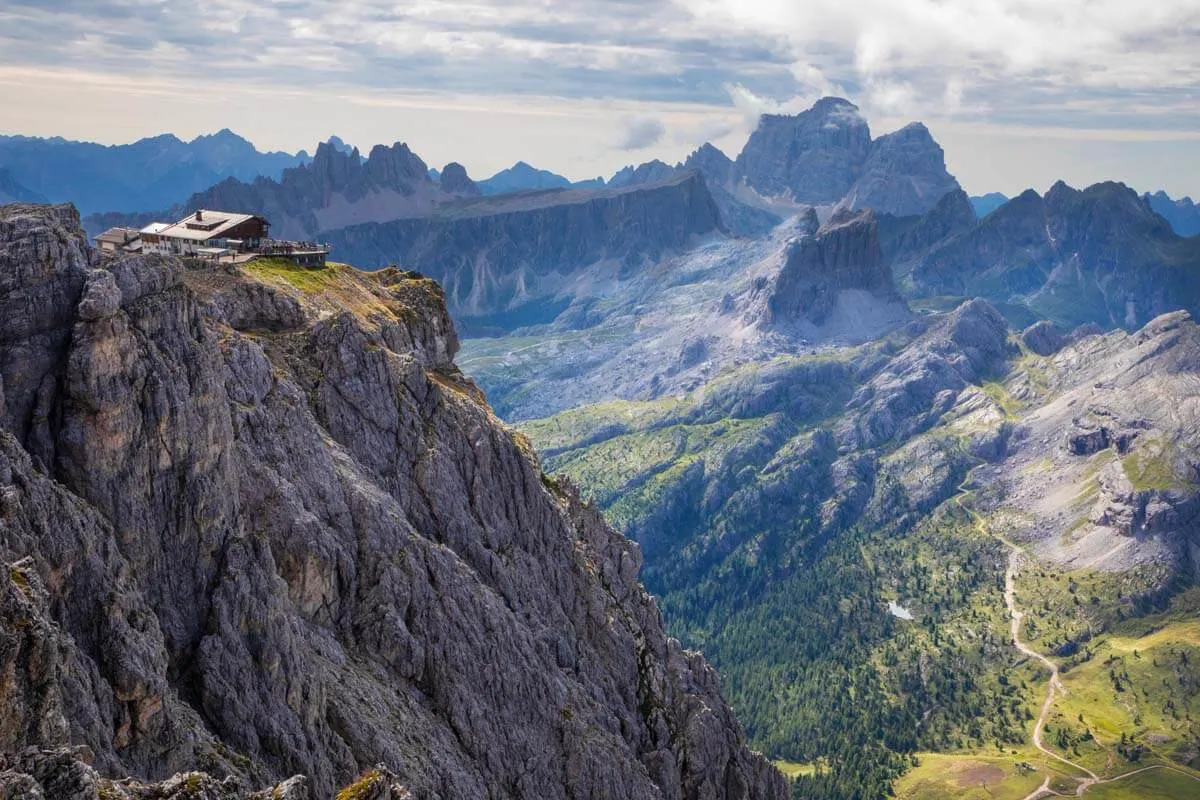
[322,172,726,333]
[909,181,1200,329]
[734,98,872,205]
[0,204,785,800]
[878,189,978,289]
[764,209,898,327]
[731,99,961,217]
[841,123,960,218]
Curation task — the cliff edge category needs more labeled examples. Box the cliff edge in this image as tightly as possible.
[0,204,786,800]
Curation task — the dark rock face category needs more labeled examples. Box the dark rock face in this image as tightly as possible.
[909,181,1200,330]
[323,173,725,330]
[735,98,872,204]
[765,209,897,326]
[682,144,735,187]
[842,123,960,218]
[438,162,481,197]
[879,189,978,282]
[1144,190,1200,237]
[1021,320,1066,356]
[1067,425,1110,456]
[0,204,784,800]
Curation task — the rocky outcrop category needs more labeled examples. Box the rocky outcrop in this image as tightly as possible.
[909,181,1200,330]
[838,299,1013,451]
[323,172,726,332]
[735,98,871,204]
[0,204,785,800]
[842,123,961,218]
[1021,320,1066,356]
[764,209,898,327]
[438,162,481,197]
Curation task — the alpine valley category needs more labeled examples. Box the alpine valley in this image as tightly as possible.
[2,95,1199,800]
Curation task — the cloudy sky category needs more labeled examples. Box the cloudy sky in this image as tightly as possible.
[1,0,1198,196]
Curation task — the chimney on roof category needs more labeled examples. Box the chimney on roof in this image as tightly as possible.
[196,210,203,221]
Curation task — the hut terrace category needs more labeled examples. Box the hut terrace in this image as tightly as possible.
[134,209,331,267]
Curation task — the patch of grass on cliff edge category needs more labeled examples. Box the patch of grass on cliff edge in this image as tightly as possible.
[1121,437,1197,493]
[245,257,340,294]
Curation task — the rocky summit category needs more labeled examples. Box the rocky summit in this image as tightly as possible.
[0,204,786,800]
[734,98,873,205]
[732,98,961,217]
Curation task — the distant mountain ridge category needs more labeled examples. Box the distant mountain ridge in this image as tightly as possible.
[970,192,1009,218]
[1144,190,1200,237]
[0,130,308,214]
[323,172,726,334]
[903,180,1200,329]
[0,167,47,205]
[86,138,483,240]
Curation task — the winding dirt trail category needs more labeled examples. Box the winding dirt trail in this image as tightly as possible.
[961,499,1200,799]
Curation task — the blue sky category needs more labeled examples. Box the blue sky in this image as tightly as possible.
[1,0,1198,196]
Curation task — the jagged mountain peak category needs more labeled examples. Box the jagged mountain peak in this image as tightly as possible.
[438,162,481,197]
[681,143,734,181]
[732,96,961,216]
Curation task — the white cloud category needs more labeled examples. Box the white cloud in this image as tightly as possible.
[616,116,667,150]
[0,0,1197,196]
[692,0,1200,125]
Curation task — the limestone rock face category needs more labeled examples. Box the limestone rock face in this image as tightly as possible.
[765,209,898,327]
[879,189,978,290]
[735,98,871,204]
[839,299,1013,451]
[1021,320,1067,356]
[842,123,960,218]
[682,144,735,187]
[732,99,961,216]
[0,204,785,800]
